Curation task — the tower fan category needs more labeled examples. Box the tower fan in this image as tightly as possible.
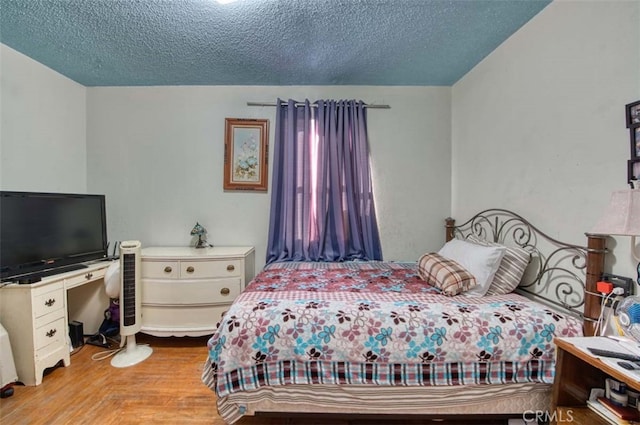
[614,296,640,344]
[111,241,153,368]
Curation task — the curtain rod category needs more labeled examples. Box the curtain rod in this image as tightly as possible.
[247,102,390,109]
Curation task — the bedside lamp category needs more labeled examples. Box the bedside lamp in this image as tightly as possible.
[190,222,209,249]
[591,189,640,277]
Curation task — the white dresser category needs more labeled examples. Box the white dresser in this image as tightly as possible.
[140,246,255,337]
[0,262,109,386]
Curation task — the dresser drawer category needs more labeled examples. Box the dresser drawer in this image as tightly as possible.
[141,304,230,336]
[142,278,241,305]
[33,287,65,318]
[180,260,242,279]
[35,316,66,352]
[142,261,179,279]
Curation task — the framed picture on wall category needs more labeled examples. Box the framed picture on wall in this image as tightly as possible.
[632,127,640,158]
[628,159,640,185]
[223,118,269,191]
[626,100,640,128]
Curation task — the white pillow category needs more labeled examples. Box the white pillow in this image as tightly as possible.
[438,238,506,297]
[467,235,531,295]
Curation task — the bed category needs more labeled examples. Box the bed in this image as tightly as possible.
[202,209,607,423]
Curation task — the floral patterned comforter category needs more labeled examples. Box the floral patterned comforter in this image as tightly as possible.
[202,261,583,398]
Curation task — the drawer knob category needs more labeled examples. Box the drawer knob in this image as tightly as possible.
[220,287,230,296]
[85,272,93,280]
[46,329,57,338]
[45,298,56,307]
[164,266,172,273]
[186,266,195,273]
[226,265,235,272]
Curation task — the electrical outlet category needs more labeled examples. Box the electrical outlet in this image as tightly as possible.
[602,273,634,307]
[609,295,624,310]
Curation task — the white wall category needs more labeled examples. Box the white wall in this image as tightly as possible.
[0,44,87,192]
[86,86,451,270]
[452,0,640,278]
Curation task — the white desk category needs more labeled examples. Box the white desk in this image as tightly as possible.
[0,261,112,385]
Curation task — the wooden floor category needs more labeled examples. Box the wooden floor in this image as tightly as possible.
[0,334,511,425]
[1,334,220,425]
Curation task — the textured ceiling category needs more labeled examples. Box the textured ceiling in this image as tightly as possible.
[0,0,551,87]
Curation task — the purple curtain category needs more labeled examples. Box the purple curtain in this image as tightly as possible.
[266,98,383,263]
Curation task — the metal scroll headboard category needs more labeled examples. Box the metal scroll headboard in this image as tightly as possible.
[445,209,607,326]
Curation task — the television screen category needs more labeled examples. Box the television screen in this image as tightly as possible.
[0,191,108,282]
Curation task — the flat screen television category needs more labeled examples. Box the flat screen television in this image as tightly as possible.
[0,191,108,283]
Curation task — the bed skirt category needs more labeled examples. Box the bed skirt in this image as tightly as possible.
[216,382,551,424]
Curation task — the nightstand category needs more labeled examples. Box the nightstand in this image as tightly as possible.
[139,246,255,337]
[552,337,640,424]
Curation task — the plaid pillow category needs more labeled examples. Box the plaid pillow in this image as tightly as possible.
[417,252,477,296]
[467,235,531,295]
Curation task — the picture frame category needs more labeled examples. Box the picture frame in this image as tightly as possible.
[628,159,640,185]
[626,100,640,128]
[223,118,269,191]
[632,127,640,159]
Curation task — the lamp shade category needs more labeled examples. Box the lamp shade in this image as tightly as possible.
[190,222,206,236]
[591,189,640,236]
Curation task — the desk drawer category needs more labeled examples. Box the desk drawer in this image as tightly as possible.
[35,316,66,352]
[65,268,105,289]
[33,288,65,318]
[142,278,241,305]
[35,308,65,329]
[180,260,241,279]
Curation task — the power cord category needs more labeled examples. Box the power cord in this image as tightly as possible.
[594,292,612,336]
[595,287,625,336]
[91,346,123,361]
[90,336,151,362]
[90,336,124,361]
